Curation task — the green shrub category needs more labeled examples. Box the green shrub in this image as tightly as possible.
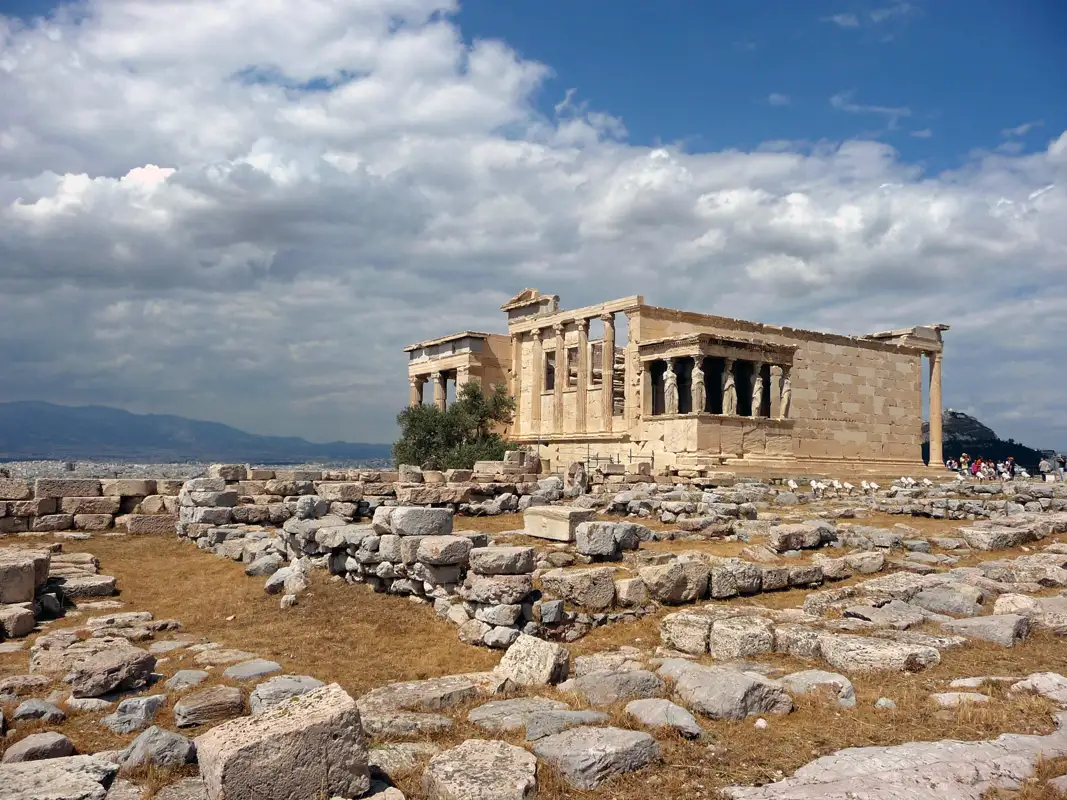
[393,381,516,470]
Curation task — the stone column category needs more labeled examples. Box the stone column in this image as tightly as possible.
[691,359,705,414]
[433,371,447,411]
[769,366,782,419]
[929,351,943,467]
[510,334,522,435]
[750,361,764,417]
[601,313,615,432]
[576,318,589,432]
[779,366,792,420]
[456,366,471,390]
[722,358,737,416]
[531,330,543,433]
[641,361,653,416]
[553,323,565,433]
[409,376,424,407]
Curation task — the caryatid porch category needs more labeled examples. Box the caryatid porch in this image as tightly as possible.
[637,333,798,462]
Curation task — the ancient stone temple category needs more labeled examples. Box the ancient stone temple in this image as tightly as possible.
[405,289,948,475]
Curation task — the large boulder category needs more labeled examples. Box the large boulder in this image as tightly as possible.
[0,552,40,604]
[174,685,244,727]
[249,675,326,715]
[1,731,75,763]
[417,536,474,566]
[0,755,117,800]
[711,617,775,660]
[494,634,570,687]
[625,698,703,738]
[532,726,658,790]
[468,546,536,575]
[638,560,709,603]
[539,567,616,610]
[196,683,369,800]
[67,645,156,698]
[942,615,1030,647]
[101,694,166,734]
[119,726,197,769]
[421,739,537,800]
[660,660,793,721]
[818,634,941,672]
[390,507,453,537]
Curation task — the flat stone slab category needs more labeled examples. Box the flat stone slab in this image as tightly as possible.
[780,670,856,708]
[942,615,1030,647]
[358,674,482,713]
[249,674,325,715]
[223,658,282,680]
[532,726,659,789]
[818,633,941,673]
[557,669,666,706]
[174,685,244,727]
[625,698,703,738]
[930,692,990,708]
[369,742,442,782]
[523,506,595,542]
[421,739,537,800]
[524,710,611,741]
[659,660,793,721]
[118,725,197,769]
[723,717,1067,799]
[361,710,454,738]
[194,648,256,666]
[467,697,570,733]
[165,670,209,691]
[0,754,117,799]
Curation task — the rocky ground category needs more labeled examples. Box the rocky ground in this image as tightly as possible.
[0,460,388,480]
[4,480,1067,799]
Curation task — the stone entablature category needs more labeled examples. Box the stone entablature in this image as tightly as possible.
[404,290,949,475]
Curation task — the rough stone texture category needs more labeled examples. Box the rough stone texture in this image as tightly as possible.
[458,618,492,646]
[0,754,116,799]
[723,720,1067,799]
[524,710,611,741]
[942,615,1030,647]
[660,611,714,655]
[13,699,66,723]
[711,617,776,660]
[639,561,709,603]
[421,739,538,800]
[1012,673,1067,704]
[244,554,283,577]
[575,521,619,557]
[661,660,793,720]
[614,577,650,607]
[532,726,658,790]
[911,586,984,618]
[174,685,244,727]
[358,675,484,713]
[418,536,474,566]
[558,669,665,706]
[102,694,166,733]
[539,567,616,611]
[523,506,594,544]
[463,574,534,605]
[126,514,179,535]
[1,731,76,763]
[468,697,570,732]
[249,674,326,715]
[625,698,703,738]
[931,692,990,708]
[0,604,35,637]
[361,711,454,738]
[119,725,197,769]
[0,553,37,604]
[35,478,102,498]
[369,741,442,782]
[780,670,857,708]
[223,658,282,680]
[391,507,453,537]
[469,546,536,575]
[166,670,209,691]
[68,646,156,697]
[196,683,369,800]
[494,634,570,687]
[818,633,941,673]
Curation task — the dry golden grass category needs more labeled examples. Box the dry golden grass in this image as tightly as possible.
[4,519,1067,799]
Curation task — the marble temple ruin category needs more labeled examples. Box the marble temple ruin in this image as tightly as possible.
[406,289,948,476]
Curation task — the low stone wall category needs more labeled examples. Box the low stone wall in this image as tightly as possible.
[0,477,181,536]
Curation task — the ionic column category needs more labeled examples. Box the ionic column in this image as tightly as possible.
[553,323,565,433]
[531,330,543,433]
[409,376,424,407]
[929,351,944,466]
[779,365,792,419]
[510,334,522,435]
[433,371,447,411]
[576,318,589,432]
[601,313,615,431]
[722,358,737,416]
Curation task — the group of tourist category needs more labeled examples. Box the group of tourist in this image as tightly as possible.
[945,454,1034,481]
[1039,454,1067,482]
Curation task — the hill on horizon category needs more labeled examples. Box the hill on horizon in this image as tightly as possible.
[0,401,392,464]
[923,409,1046,468]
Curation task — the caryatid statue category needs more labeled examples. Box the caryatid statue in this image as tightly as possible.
[780,366,792,419]
[751,361,764,417]
[691,361,705,414]
[663,361,679,415]
[722,358,737,415]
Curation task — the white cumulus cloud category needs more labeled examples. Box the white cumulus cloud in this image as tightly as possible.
[0,0,1065,450]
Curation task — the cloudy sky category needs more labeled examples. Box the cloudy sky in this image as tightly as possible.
[1,0,1064,448]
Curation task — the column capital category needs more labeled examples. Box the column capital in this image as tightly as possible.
[576,317,589,334]
[408,375,422,387]
[553,322,565,337]
[532,328,543,342]
[600,312,615,325]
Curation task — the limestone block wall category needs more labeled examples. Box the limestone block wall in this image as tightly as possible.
[0,477,181,535]
[634,306,926,467]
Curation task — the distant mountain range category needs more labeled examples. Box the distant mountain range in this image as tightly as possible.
[923,410,1046,468]
[0,401,392,464]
